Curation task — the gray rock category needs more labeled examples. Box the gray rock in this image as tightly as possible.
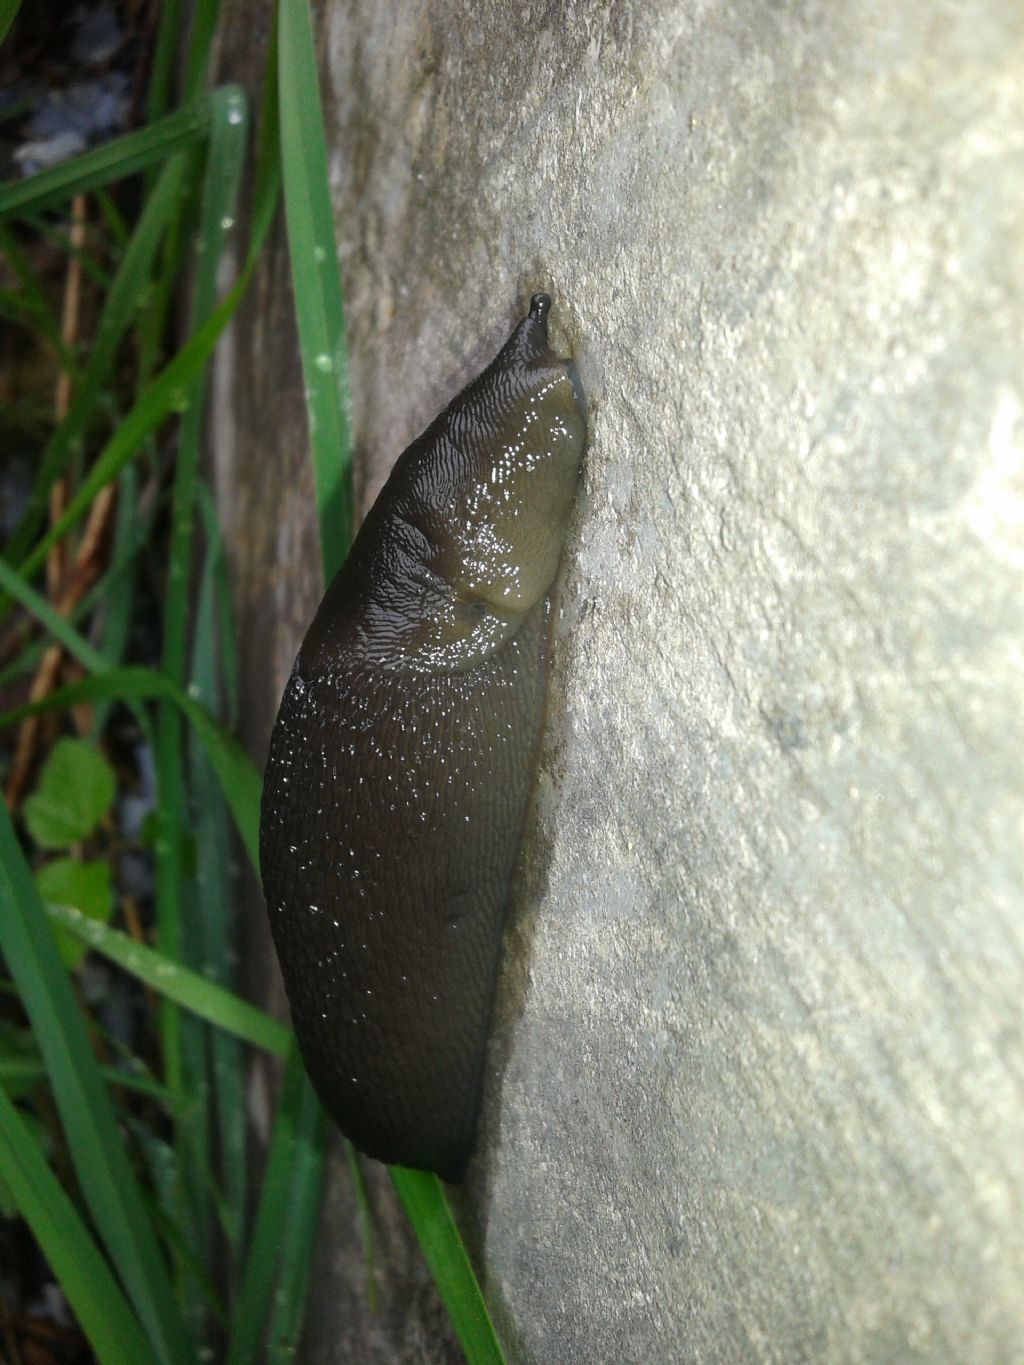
[216,1,1024,1359]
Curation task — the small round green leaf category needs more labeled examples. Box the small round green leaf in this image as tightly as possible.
[23,738,116,849]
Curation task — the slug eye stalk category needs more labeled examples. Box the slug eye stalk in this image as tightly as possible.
[260,293,587,1181]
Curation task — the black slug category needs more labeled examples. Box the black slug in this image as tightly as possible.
[259,294,586,1181]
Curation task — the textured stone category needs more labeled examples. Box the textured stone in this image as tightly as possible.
[216,1,1024,1359]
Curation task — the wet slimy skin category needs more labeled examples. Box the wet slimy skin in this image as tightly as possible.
[259,294,586,1181]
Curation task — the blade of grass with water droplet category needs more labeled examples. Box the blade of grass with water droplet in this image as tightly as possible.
[44,903,291,1057]
[153,93,248,1287]
[162,86,247,696]
[278,0,353,580]
[0,99,215,220]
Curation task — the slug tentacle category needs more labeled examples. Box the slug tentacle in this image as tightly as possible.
[260,294,586,1181]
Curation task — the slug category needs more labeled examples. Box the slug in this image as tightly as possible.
[259,294,587,1181]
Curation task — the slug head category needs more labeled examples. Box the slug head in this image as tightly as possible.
[302,294,586,675]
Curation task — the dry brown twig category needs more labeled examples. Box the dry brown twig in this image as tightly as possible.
[6,196,121,808]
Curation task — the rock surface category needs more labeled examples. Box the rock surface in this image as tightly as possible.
[216,1,1024,1359]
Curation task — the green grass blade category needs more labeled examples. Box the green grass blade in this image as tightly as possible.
[135,142,204,403]
[0,801,191,1365]
[278,0,353,579]
[0,1087,156,1363]
[18,210,114,289]
[153,73,246,1174]
[147,0,185,122]
[45,903,290,1057]
[347,1144,377,1309]
[0,1055,177,1106]
[249,24,282,266]
[148,0,222,120]
[198,484,240,727]
[0,526,152,743]
[191,743,248,1236]
[158,74,245,1260]
[91,465,145,734]
[2,182,262,623]
[6,153,187,565]
[164,85,247,690]
[94,185,130,248]
[0,225,80,375]
[149,1197,227,1325]
[170,875,212,1336]
[0,0,21,49]
[0,556,106,673]
[265,1082,329,1361]
[191,488,247,1242]
[0,282,76,374]
[183,0,223,102]
[0,99,214,219]
[226,1049,326,1365]
[390,1167,507,1365]
[0,668,261,870]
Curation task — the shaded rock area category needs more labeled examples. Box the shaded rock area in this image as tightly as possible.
[215,1,1024,1360]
